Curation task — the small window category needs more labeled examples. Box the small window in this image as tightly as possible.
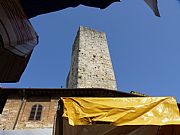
[29,104,43,121]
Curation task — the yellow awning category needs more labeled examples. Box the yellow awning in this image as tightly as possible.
[62,97,180,126]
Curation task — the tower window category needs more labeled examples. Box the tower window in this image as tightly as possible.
[29,104,43,121]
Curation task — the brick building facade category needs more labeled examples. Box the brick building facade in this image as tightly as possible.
[0,27,122,132]
[0,88,136,130]
[0,90,58,130]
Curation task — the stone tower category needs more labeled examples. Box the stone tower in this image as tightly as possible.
[67,26,117,90]
[0,26,117,133]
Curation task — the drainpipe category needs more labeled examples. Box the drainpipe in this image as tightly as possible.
[13,89,25,130]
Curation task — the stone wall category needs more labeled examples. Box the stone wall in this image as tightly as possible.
[0,96,58,130]
[0,96,22,130]
[0,26,118,130]
[67,26,117,90]
[67,30,80,88]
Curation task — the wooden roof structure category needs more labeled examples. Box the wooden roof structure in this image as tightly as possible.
[0,48,31,83]
[20,0,160,18]
[0,87,139,98]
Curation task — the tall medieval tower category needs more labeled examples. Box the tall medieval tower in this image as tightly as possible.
[0,26,117,132]
[67,26,117,90]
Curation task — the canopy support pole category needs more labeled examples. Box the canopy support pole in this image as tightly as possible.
[55,98,64,135]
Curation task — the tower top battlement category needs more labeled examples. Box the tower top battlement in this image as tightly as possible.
[67,26,117,90]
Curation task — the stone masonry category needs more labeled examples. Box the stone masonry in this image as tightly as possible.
[0,95,58,130]
[67,26,117,90]
[0,26,117,131]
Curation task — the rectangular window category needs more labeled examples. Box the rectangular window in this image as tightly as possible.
[28,104,43,121]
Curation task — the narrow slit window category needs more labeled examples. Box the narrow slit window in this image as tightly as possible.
[29,104,43,121]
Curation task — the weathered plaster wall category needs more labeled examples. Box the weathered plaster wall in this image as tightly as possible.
[67,26,117,90]
[0,96,58,130]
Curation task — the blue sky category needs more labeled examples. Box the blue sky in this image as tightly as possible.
[2,0,180,101]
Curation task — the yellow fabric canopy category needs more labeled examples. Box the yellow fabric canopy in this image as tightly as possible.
[62,97,180,126]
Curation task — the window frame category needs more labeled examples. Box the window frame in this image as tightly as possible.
[28,104,43,121]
